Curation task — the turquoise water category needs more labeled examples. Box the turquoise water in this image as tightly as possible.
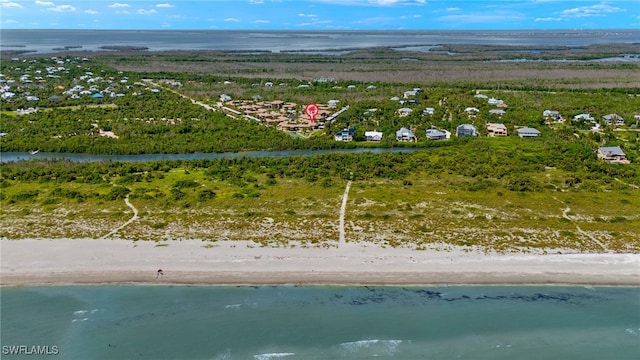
[1,286,639,359]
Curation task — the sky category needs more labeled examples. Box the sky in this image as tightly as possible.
[1,0,638,30]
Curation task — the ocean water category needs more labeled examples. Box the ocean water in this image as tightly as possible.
[1,286,639,359]
[1,29,639,54]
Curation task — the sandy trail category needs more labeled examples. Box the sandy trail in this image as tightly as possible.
[339,181,352,245]
[99,196,139,239]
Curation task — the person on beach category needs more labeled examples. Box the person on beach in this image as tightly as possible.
[156,269,164,278]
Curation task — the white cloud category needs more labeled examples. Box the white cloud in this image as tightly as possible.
[35,0,54,6]
[224,18,240,22]
[249,0,264,4]
[439,13,523,24]
[446,7,460,12]
[137,8,157,15]
[108,3,130,8]
[368,0,425,4]
[1,0,23,9]
[84,9,98,14]
[156,3,173,8]
[560,4,624,18]
[298,13,318,17]
[3,19,18,23]
[535,17,561,22]
[315,0,425,5]
[253,19,270,23]
[116,10,130,14]
[48,4,76,12]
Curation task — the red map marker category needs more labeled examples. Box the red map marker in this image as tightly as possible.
[305,103,319,124]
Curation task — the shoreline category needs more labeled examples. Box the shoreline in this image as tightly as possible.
[2,239,639,287]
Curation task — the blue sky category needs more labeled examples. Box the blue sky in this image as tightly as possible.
[1,0,638,30]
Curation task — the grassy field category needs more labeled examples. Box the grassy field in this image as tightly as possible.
[1,156,638,252]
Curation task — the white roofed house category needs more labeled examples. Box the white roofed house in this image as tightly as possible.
[597,146,630,164]
[543,110,562,122]
[602,114,625,126]
[365,131,383,142]
[396,127,416,142]
[489,109,506,116]
[465,107,480,116]
[398,108,413,117]
[423,107,435,116]
[574,113,595,122]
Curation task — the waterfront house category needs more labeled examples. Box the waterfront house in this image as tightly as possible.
[365,131,383,142]
[335,128,355,142]
[456,124,478,137]
[425,129,448,140]
[396,127,416,141]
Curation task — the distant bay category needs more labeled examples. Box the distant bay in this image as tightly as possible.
[1,29,639,55]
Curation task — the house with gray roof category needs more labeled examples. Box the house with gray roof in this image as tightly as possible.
[597,146,630,164]
[603,114,625,126]
[456,124,478,137]
[426,129,448,140]
[396,127,416,141]
[516,127,541,138]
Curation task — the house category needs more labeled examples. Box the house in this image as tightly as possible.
[465,107,480,115]
[489,109,506,116]
[219,94,232,102]
[597,146,630,164]
[474,94,488,99]
[488,98,503,105]
[603,114,625,126]
[396,127,416,141]
[574,113,595,122]
[365,131,383,142]
[425,129,448,140]
[398,108,413,117]
[327,100,340,107]
[543,110,561,120]
[423,107,435,115]
[516,127,541,138]
[486,123,507,136]
[335,128,355,142]
[403,90,418,98]
[456,124,478,137]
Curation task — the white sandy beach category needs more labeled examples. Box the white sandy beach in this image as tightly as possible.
[1,238,639,286]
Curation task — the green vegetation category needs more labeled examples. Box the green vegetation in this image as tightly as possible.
[1,48,639,252]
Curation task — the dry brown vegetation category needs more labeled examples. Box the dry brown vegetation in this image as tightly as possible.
[96,44,640,88]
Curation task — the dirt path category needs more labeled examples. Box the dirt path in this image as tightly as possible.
[100,196,139,239]
[339,181,352,245]
[560,204,609,252]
